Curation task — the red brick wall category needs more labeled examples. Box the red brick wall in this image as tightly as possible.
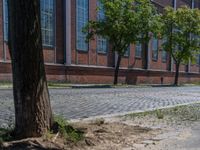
[97,54,107,66]
[179,64,186,72]
[0,62,199,84]
[77,52,89,65]
[191,65,200,73]
[0,0,199,85]
[43,48,55,63]
[121,57,129,68]
[128,44,143,69]
[149,38,168,71]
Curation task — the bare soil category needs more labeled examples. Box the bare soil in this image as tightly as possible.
[0,121,162,150]
[1,103,200,150]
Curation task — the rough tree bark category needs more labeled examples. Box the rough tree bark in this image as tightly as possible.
[114,54,122,85]
[8,0,53,138]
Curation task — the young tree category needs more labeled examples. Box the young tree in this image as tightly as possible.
[8,0,53,138]
[160,6,200,86]
[84,0,160,85]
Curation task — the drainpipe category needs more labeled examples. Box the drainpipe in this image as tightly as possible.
[64,0,71,65]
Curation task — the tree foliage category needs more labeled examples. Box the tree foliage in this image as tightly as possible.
[160,6,200,85]
[84,0,160,84]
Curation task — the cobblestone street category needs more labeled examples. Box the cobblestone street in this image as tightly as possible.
[0,86,200,126]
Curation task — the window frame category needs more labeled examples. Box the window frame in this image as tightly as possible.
[3,0,8,42]
[97,36,108,54]
[76,0,89,52]
[124,45,130,57]
[3,0,56,48]
[161,38,167,63]
[135,41,142,58]
[40,0,56,48]
[152,37,159,61]
[96,0,107,54]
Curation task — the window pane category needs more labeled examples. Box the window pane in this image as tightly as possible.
[3,0,8,41]
[76,0,89,51]
[152,38,158,60]
[40,0,55,47]
[124,45,130,56]
[97,0,105,20]
[3,0,55,47]
[135,41,142,57]
[97,36,107,53]
[162,50,167,62]
[161,39,167,62]
[97,0,107,53]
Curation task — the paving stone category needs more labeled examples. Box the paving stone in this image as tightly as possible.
[0,86,200,125]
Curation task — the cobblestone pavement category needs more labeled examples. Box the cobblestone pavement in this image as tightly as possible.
[0,86,200,126]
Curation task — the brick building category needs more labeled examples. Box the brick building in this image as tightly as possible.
[0,0,200,84]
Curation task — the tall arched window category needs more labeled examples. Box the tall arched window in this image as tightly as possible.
[76,0,89,51]
[3,0,8,41]
[40,0,55,47]
[97,0,107,53]
[152,37,158,61]
[3,0,55,47]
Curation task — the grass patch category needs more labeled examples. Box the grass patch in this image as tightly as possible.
[125,103,200,122]
[126,109,164,120]
[193,82,200,86]
[0,81,12,88]
[126,110,155,118]
[47,82,71,88]
[156,109,164,119]
[52,115,84,142]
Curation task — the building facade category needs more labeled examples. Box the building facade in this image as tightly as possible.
[0,0,200,84]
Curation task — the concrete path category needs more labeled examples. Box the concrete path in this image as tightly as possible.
[0,86,200,126]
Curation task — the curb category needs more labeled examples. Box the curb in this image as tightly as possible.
[69,101,200,122]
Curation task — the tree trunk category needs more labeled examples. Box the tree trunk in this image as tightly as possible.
[114,54,122,85]
[174,62,180,86]
[168,55,172,71]
[142,42,148,69]
[8,0,53,139]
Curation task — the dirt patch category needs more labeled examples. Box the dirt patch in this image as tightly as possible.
[0,121,161,150]
[1,103,200,150]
